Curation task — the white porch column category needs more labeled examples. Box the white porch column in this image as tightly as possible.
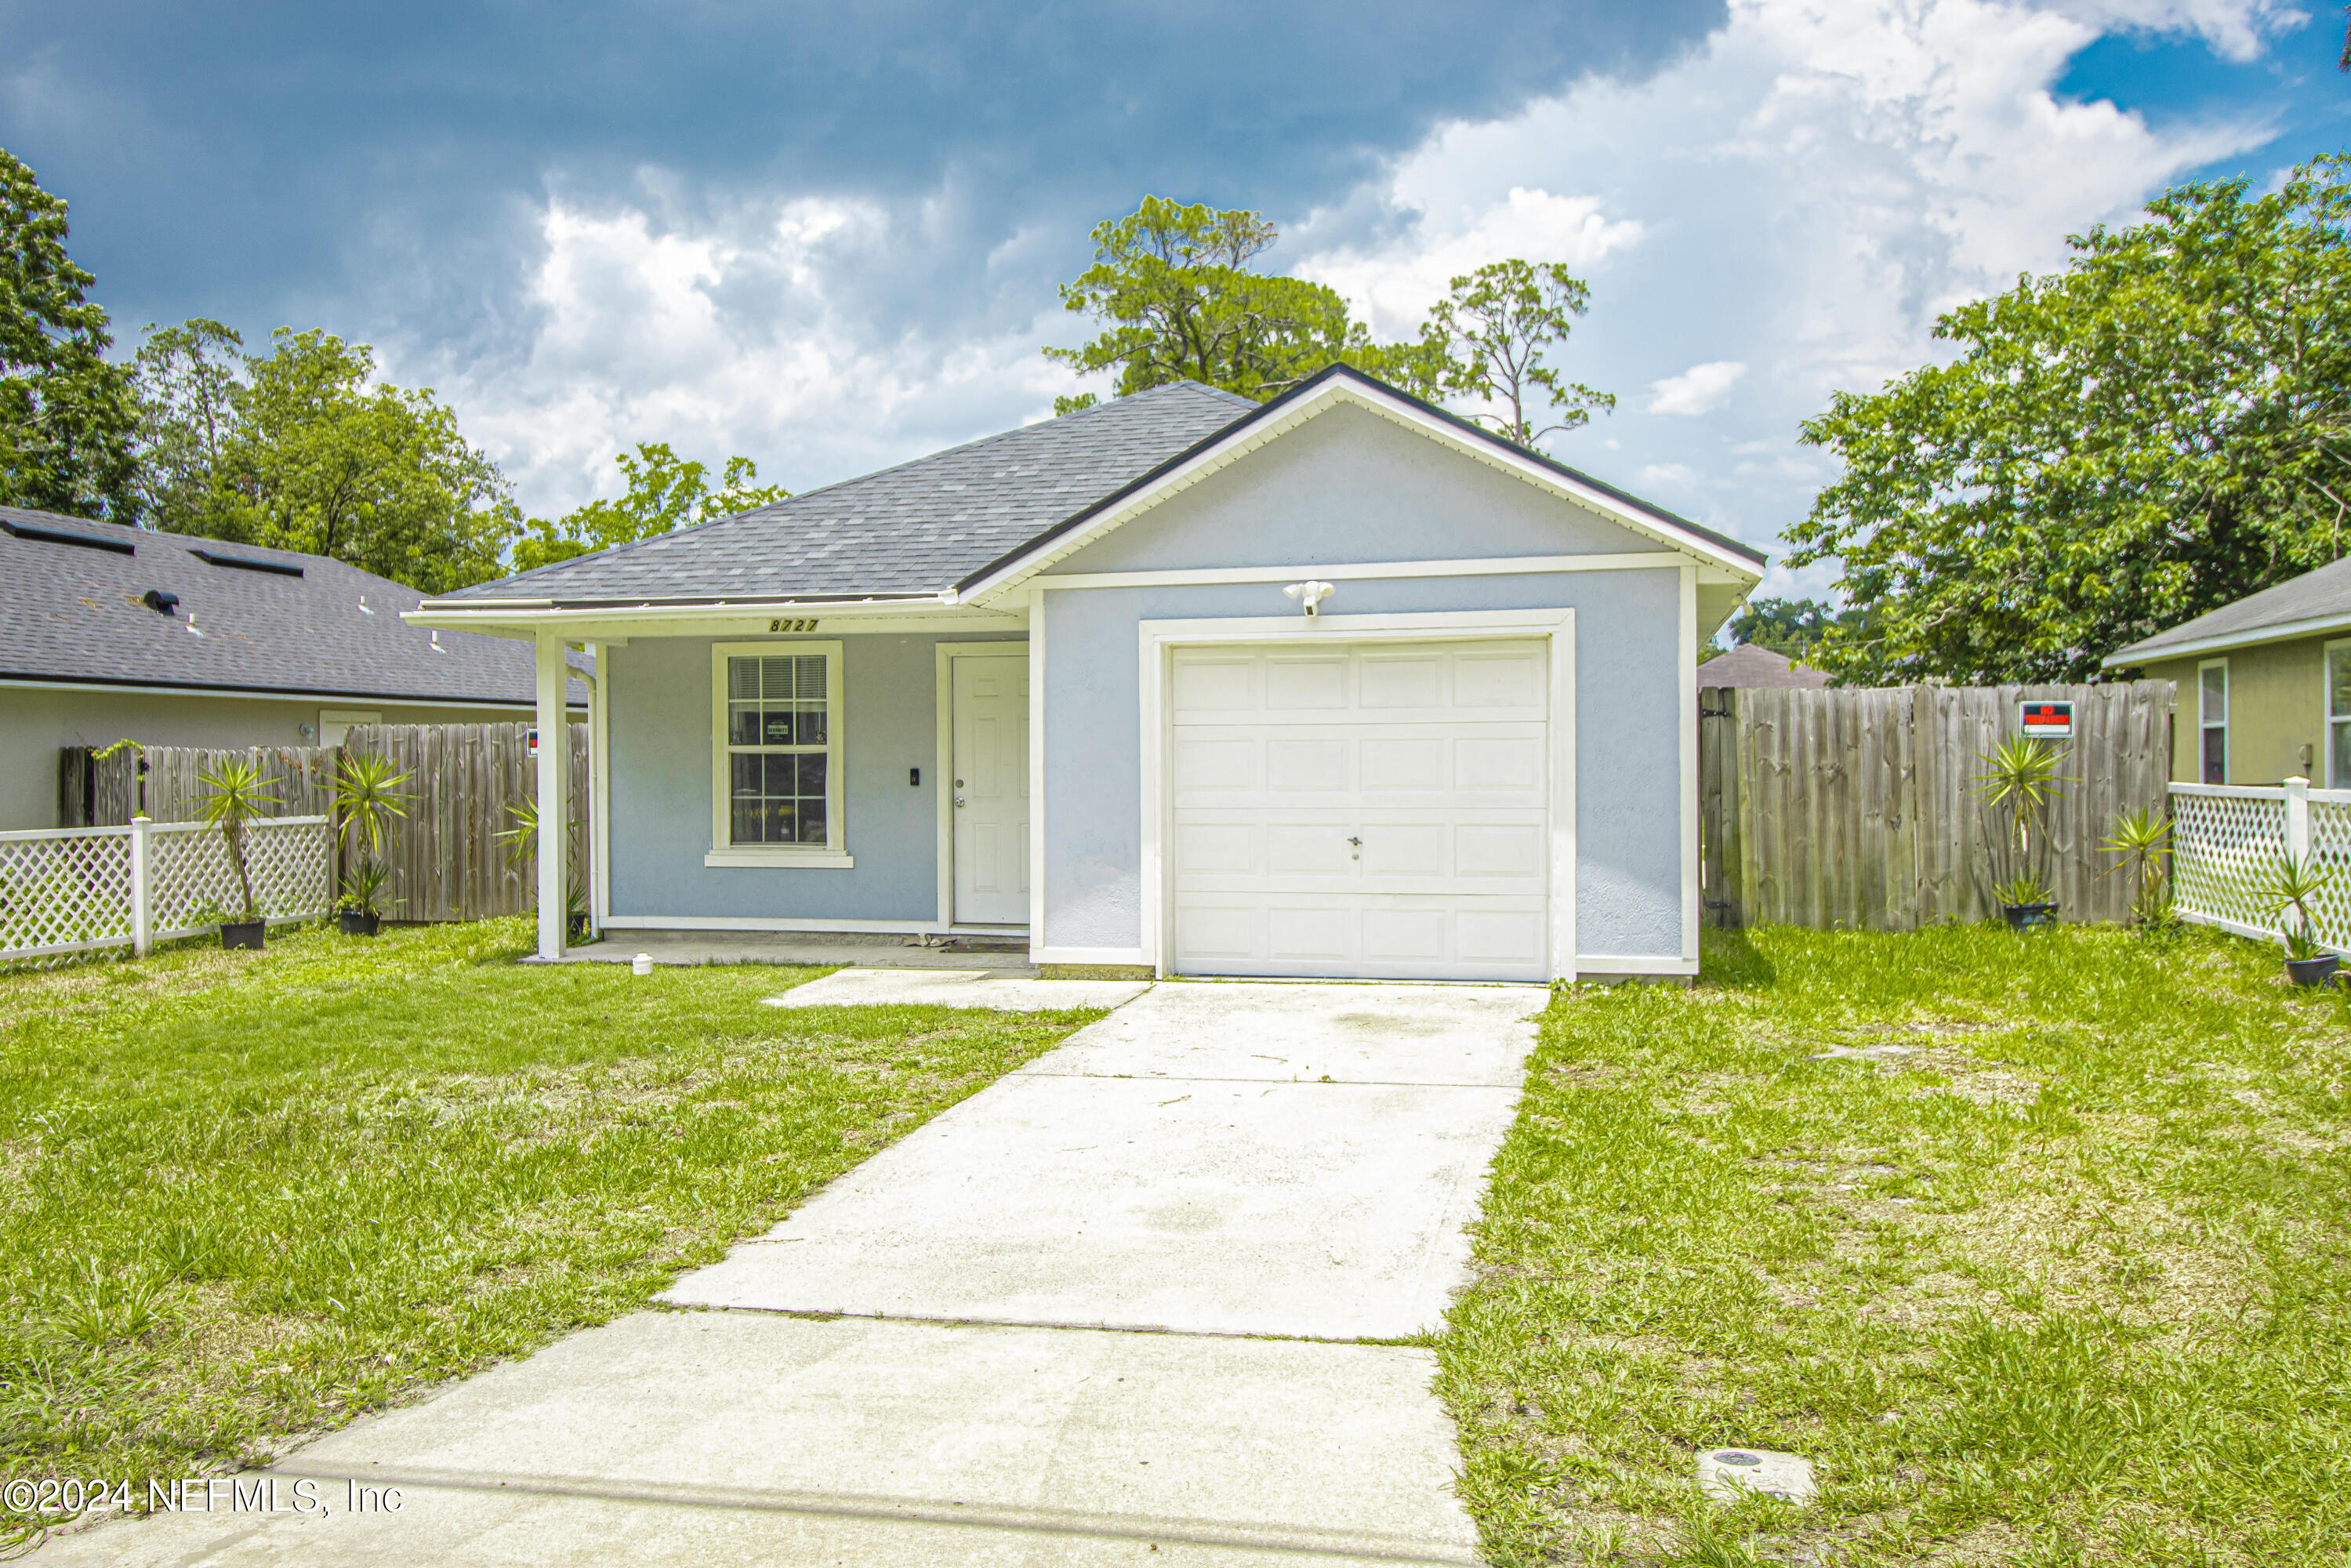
[535,633,569,961]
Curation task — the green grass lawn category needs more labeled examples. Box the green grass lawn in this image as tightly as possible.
[1442,922,2351,1567]
[0,920,1097,1544]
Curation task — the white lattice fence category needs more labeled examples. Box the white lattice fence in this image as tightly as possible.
[151,818,334,938]
[0,827,136,959]
[0,816,332,964]
[2171,782,2351,953]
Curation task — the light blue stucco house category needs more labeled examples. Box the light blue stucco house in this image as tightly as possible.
[411,365,1765,982]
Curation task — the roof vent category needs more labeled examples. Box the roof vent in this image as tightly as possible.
[190,547,303,578]
[142,589,180,616]
[1,517,134,555]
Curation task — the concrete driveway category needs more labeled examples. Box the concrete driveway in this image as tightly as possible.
[39,979,1543,1566]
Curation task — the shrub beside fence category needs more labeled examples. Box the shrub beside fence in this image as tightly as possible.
[0,816,332,963]
[1699,681,2175,931]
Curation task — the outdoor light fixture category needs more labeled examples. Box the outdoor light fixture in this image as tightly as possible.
[1283,580,1336,617]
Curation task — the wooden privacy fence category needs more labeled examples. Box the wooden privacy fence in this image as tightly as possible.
[335,724,591,922]
[60,724,590,923]
[1699,681,2175,931]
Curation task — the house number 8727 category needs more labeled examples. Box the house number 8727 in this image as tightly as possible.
[768,618,820,633]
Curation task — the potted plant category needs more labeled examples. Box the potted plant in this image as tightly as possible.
[2099,807,2175,931]
[1992,872,2057,932]
[1973,735,2070,930]
[335,861,390,937]
[498,798,591,939]
[331,753,412,937]
[2255,855,2340,987]
[196,759,278,949]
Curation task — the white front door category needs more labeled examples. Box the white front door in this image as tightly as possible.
[1168,638,1551,981]
[952,653,1030,924]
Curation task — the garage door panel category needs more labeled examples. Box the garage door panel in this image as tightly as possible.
[1169,639,1553,982]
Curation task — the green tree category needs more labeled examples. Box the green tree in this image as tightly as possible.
[1724,597,1869,659]
[129,318,245,532]
[513,443,790,573]
[1417,260,1613,446]
[1787,154,2351,685]
[0,149,137,520]
[1045,197,1433,410]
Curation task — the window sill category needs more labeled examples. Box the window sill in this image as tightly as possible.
[704,848,856,869]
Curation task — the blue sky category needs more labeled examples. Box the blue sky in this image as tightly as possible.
[3,0,2344,593]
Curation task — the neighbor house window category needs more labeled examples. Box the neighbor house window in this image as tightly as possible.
[2331,643,2351,788]
[2199,659,2228,784]
[709,642,848,864]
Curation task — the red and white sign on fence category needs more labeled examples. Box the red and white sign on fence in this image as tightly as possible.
[2020,700,2074,738]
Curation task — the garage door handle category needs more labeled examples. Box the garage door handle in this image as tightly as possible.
[1348,836,1362,847]
[955,797,967,807]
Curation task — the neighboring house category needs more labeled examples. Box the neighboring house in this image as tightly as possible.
[412,365,1767,982]
[2105,555,2351,787]
[0,506,587,829]
[1696,644,1832,689]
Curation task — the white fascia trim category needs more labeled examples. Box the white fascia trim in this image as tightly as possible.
[1033,946,1147,966]
[2102,609,2351,667]
[405,599,1019,641]
[960,379,1765,604]
[0,676,575,710]
[598,914,1025,936]
[1031,552,1687,592]
[1576,953,1702,975]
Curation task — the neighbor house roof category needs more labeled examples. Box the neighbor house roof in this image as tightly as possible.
[2103,555,2351,667]
[430,368,1765,613]
[1696,644,1833,689]
[0,506,586,706]
[437,380,1259,606]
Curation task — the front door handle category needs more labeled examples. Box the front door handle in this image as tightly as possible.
[955,798,967,807]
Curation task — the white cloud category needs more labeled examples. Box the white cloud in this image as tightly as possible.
[1648,361,1747,416]
[1289,0,2280,594]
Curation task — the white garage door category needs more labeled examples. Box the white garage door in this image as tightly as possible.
[1167,638,1552,982]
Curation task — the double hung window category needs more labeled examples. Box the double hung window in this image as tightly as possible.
[2331,644,2351,788]
[2197,660,2227,785]
[710,643,847,865]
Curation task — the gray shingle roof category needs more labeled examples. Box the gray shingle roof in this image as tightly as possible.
[1696,644,1833,689]
[0,506,585,704]
[2106,555,2351,663]
[441,381,1258,604]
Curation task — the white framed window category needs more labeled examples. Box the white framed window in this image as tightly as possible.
[2329,641,2351,789]
[708,641,852,868]
[2197,658,2228,785]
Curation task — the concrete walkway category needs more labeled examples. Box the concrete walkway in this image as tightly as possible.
[41,979,1543,1566]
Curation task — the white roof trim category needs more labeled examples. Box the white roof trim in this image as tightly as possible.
[957,376,1762,606]
[2102,608,2351,667]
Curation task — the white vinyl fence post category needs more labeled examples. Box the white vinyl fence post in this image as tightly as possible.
[2288,775,2313,866]
[129,815,154,957]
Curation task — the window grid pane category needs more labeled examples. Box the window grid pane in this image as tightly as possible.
[725,654,833,848]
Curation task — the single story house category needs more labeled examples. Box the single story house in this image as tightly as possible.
[411,365,1767,982]
[2104,555,2351,787]
[0,505,586,829]
[1695,644,1831,689]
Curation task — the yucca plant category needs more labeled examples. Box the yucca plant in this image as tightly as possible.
[2099,807,2175,927]
[196,760,278,924]
[331,754,413,920]
[499,798,589,927]
[1972,735,2070,906]
[2254,855,2338,963]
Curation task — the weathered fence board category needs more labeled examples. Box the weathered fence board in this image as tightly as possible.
[1700,681,2174,931]
[67,745,336,826]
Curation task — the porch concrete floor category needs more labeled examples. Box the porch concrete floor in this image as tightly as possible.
[549,928,1033,971]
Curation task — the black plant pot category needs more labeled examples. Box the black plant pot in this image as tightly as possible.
[220,920,266,950]
[338,911,381,938]
[2286,954,2339,988]
[2001,902,2058,933]
[568,913,590,941]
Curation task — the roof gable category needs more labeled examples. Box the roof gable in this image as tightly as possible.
[957,364,1765,603]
